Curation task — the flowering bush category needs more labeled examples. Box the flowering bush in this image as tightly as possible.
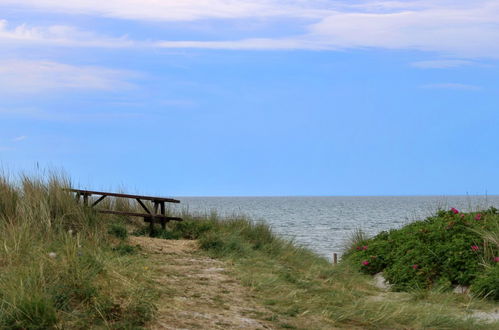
[343,207,499,299]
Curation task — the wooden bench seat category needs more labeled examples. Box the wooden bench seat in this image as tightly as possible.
[98,210,183,221]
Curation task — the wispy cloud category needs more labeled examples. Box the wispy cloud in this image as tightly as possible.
[411,60,475,69]
[12,135,27,142]
[420,83,481,91]
[0,60,138,93]
[0,106,144,122]
[0,0,330,21]
[1,1,499,58]
[308,2,499,58]
[0,20,133,47]
[154,37,331,50]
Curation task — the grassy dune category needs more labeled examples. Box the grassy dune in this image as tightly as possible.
[1,174,498,329]
[0,175,157,328]
[155,216,499,329]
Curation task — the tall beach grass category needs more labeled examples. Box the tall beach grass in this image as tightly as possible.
[0,174,157,328]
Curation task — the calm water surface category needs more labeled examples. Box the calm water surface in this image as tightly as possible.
[174,196,499,259]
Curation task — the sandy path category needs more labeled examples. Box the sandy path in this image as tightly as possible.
[129,236,274,330]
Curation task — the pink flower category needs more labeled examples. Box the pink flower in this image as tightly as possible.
[494,257,499,263]
[362,246,368,250]
[460,214,465,218]
[475,214,482,221]
[451,208,459,214]
[471,245,480,251]
[362,260,370,266]
[412,264,418,269]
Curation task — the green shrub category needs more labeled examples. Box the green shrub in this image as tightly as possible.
[112,243,139,255]
[169,220,214,239]
[342,208,499,297]
[2,295,57,329]
[472,264,499,301]
[108,223,128,239]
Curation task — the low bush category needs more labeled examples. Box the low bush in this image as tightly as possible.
[108,222,128,239]
[472,264,499,301]
[342,207,499,299]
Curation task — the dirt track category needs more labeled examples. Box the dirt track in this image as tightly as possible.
[129,236,273,330]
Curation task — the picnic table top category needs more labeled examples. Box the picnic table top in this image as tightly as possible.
[67,188,180,203]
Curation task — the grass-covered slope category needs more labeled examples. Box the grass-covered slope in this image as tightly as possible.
[342,208,499,299]
[141,214,498,329]
[2,174,497,329]
[0,176,157,328]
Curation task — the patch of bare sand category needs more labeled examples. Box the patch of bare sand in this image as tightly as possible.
[130,237,273,329]
[129,236,199,254]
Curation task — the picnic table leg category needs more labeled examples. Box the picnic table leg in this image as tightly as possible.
[146,216,154,236]
[160,202,166,230]
[83,194,89,206]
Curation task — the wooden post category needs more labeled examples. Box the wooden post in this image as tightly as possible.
[333,253,338,264]
[146,217,154,237]
[83,194,89,206]
[160,202,166,230]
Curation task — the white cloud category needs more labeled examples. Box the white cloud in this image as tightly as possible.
[0,20,132,47]
[0,60,138,93]
[411,60,474,69]
[154,37,331,50]
[0,106,143,121]
[309,2,499,58]
[421,83,481,91]
[0,0,329,21]
[1,1,499,59]
[12,136,27,142]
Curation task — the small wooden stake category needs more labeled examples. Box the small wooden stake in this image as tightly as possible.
[333,253,338,264]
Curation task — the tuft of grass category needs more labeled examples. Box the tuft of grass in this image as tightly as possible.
[108,222,128,239]
[0,174,158,328]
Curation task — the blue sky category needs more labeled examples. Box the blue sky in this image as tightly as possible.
[1,0,499,196]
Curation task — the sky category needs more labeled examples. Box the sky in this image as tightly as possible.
[1,0,499,196]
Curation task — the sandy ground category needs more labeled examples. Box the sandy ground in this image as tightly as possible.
[129,237,273,330]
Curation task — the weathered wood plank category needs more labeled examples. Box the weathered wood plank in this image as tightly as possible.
[92,195,107,207]
[66,188,180,203]
[136,198,151,214]
[97,209,182,221]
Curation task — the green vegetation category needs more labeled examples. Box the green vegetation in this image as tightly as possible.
[342,208,499,299]
[1,172,498,329]
[140,213,499,329]
[0,175,157,328]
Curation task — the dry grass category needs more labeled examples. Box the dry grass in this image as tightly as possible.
[0,174,158,328]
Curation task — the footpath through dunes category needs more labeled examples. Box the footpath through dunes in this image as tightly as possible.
[129,237,274,329]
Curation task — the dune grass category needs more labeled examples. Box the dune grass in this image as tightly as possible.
[2,173,498,329]
[0,175,158,328]
[146,214,499,329]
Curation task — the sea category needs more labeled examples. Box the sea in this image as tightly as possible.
[175,196,499,260]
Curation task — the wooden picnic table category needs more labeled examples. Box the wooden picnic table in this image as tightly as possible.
[66,188,183,234]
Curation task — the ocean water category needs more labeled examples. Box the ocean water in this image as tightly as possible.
[176,196,499,259]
